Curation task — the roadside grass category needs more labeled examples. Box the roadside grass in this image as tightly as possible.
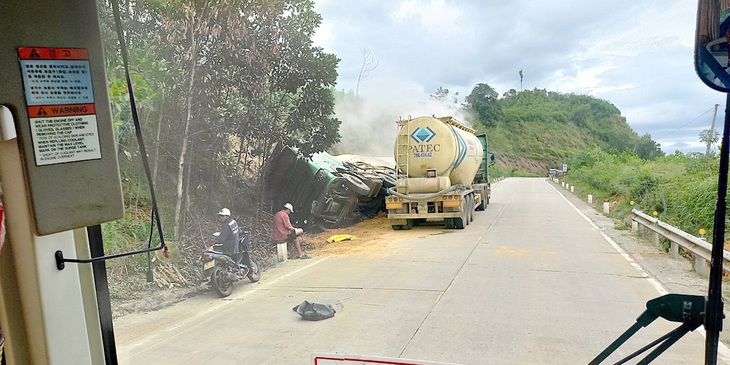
[564,150,723,244]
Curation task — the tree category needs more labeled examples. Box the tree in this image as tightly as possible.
[145,0,231,240]
[634,133,663,160]
[430,86,459,106]
[465,83,502,127]
[355,47,378,97]
[99,0,341,240]
[700,128,720,156]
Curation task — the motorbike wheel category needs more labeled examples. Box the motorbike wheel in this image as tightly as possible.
[211,265,233,297]
[247,259,262,282]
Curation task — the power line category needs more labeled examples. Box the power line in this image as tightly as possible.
[659,107,716,138]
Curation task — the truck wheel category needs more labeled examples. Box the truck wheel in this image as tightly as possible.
[453,217,465,229]
[342,175,371,196]
[401,219,414,230]
[463,199,470,226]
[444,218,454,229]
[465,196,472,224]
[392,225,402,230]
[464,201,470,225]
[469,196,474,223]
[454,200,466,229]
[476,192,486,211]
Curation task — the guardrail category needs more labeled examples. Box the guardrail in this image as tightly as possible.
[631,208,730,276]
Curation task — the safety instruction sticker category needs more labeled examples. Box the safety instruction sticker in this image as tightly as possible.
[28,110,101,165]
[18,47,101,166]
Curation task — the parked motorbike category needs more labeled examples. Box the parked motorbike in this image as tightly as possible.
[201,230,261,297]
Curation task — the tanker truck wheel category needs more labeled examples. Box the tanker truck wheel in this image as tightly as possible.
[453,217,465,229]
[466,196,473,224]
[454,200,466,229]
[476,192,486,211]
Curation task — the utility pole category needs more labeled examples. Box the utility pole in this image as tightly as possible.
[706,103,719,156]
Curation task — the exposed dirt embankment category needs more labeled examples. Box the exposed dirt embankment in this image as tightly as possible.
[495,154,550,175]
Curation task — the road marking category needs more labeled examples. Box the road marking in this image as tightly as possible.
[549,182,666,293]
[548,181,730,362]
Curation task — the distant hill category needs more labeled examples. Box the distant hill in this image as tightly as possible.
[467,87,662,174]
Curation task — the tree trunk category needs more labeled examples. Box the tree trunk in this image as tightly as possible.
[183,139,193,234]
[174,18,197,240]
[152,91,164,187]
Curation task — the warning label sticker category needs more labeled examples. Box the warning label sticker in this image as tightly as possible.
[19,47,94,106]
[30,114,101,166]
[18,47,101,166]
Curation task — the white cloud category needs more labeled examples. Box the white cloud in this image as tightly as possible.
[313,0,728,154]
[390,0,464,35]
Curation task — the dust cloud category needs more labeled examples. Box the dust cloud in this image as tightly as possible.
[330,87,472,158]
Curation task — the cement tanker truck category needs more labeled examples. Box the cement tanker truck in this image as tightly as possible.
[385,116,493,229]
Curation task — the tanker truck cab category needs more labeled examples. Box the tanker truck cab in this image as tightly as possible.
[387,116,491,230]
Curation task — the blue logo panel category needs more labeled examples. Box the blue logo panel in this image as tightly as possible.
[410,127,436,143]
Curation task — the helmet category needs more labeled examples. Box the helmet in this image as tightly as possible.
[217,208,231,216]
[284,203,294,212]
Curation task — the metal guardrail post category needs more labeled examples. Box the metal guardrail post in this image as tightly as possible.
[670,241,679,259]
[695,255,709,277]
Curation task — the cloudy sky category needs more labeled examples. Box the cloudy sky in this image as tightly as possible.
[312,0,727,156]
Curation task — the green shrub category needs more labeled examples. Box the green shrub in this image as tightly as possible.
[566,150,726,243]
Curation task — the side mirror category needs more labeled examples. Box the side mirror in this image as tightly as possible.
[695,0,730,92]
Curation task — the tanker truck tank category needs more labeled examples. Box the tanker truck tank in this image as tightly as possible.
[387,116,492,230]
[393,116,483,190]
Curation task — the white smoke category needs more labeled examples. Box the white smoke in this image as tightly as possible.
[331,79,471,157]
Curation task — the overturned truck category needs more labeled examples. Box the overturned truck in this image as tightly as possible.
[267,144,395,230]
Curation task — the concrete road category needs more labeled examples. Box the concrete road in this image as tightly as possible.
[115,177,730,364]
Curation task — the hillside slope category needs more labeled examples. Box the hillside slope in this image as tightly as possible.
[469,88,661,173]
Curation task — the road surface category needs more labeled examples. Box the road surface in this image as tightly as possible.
[115,177,730,364]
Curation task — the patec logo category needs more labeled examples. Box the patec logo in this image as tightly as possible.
[410,127,436,143]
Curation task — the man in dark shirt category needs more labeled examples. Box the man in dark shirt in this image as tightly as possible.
[216,208,239,256]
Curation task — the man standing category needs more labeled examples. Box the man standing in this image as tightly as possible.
[273,203,309,259]
[216,208,240,257]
